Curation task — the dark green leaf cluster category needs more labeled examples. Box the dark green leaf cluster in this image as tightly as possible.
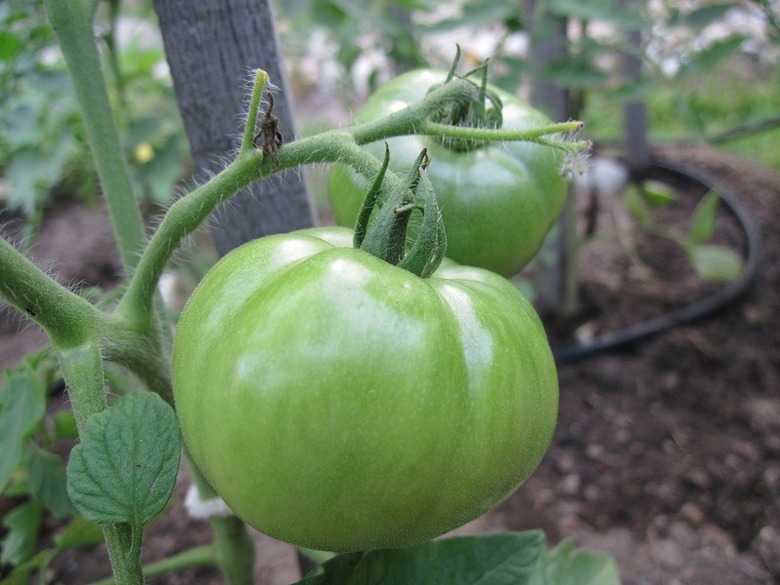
[0,352,103,582]
[0,0,189,229]
[355,146,446,277]
[297,531,620,585]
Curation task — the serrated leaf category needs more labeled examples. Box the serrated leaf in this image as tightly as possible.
[0,371,47,493]
[66,392,181,527]
[688,191,720,246]
[528,538,621,585]
[687,244,743,282]
[297,531,547,585]
[0,501,43,566]
[25,445,76,519]
[54,516,104,550]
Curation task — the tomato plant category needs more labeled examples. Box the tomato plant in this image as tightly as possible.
[172,226,558,552]
[0,4,595,578]
[329,68,570,277]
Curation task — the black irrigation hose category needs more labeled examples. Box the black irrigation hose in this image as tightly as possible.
[552,162,761,365]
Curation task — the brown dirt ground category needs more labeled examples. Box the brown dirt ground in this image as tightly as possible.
[1,144,779,584]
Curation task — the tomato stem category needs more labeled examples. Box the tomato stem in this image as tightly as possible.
[241,69,270,156]
[421,120,589,154]
[0,238,104,349]
[116,75,586,317]
[44,0,146,274]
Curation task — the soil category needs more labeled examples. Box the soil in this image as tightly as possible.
[1,144,779,584]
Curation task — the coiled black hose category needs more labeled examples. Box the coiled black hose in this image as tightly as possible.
[553,162,761,365]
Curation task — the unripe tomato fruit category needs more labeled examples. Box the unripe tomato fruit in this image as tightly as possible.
[328,69,569,277]
[172,227,558,552]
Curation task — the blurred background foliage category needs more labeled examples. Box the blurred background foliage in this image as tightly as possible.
[0,0,189,227]
[0,0,778,227]
[274,0,780,165]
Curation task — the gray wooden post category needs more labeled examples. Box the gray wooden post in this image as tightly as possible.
[525,1,570,124]
[524,0,576,316]
[152,2,314,578]
[619,0,650,174]
[153,0,315,256]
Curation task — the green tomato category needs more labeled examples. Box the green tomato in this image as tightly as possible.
[172,226,558,552]
[329,69,569,277]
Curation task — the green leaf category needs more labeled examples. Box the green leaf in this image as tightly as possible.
[422,2,518,31]
[66,392,181,527]
[393,0,437,10]
[24,445,76,519]
[624,185,652,227]
[54,516,104,550]
[678,37,744,77]
[687,191,720,246]
[53,409,79,440]
[641,181,676,208]
[0,371,47,493]
[606,76,654,103]
[0,549,54,585]
[0,30,25,60]
[548,0,647,27]
[540,59,609,89]
[528,538,621,585]
[0,501,43,566]
[686,244,743,282]
[6,131,75,215]
[297,531,547,585]
[668,4,734,29]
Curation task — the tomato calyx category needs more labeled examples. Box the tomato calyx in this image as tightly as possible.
[426,46,504,153]
[355,145,447,278]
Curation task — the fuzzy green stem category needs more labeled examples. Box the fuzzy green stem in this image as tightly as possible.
[86,544,217,585]
[114,149,264,321]
[0,237,172,404]
[101,524,144,585]
[57,341,106,434]
[103,0,127,119]
[0,238,104,349]
[349,77,480,145]
[185,452,255,585]
[241,69,269,154]
[211,516,256,585]
[43,0,146,273]
[101,313,174,405]
[42,0,174,405]
[116,75,585,320]
[58,342,144,585]
[419,120,588,153]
